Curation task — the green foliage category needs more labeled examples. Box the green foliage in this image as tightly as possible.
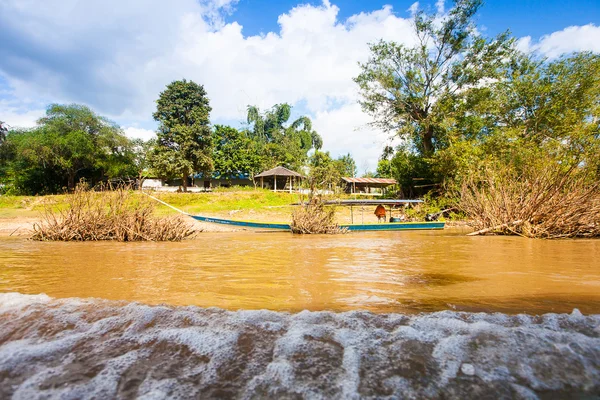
[334,153,357,178]
[355,0,515,157]
[130,138,156,181]
[151,79,213,191]
[358,0,599,198]
[245,103,323,171]
[0,104,137,194]
[309,151,341,190]
[212,125,263,179]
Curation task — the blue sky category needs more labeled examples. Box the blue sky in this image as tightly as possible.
[230,0,600,39]
[1,0,599,172]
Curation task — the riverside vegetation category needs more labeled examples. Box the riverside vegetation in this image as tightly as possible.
[290,196,347,234]
[31,185,195,242]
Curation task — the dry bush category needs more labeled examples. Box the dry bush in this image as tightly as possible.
[458,165,600,238]
[31,185,195,241]
[290,196,347,234]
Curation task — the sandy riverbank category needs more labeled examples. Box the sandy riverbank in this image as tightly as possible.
[0,212,471,237]
[0,190,469,237]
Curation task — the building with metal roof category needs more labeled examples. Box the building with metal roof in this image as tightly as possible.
[341,176,397,195]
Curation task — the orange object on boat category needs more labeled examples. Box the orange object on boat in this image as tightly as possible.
[374,205,386,217]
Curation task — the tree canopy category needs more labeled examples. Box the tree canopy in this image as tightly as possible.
[355,0,514,157]
[356,0,599,196]
[212,125,263,179]
[151,79,213,191]
[245,103,323,171]
[0,104,137,194]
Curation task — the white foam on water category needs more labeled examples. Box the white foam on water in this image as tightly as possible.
[0,293,599,399]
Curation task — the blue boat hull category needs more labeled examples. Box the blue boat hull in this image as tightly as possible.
[191,215,444,231]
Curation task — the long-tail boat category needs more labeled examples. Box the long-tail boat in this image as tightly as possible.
[190,199,445,231]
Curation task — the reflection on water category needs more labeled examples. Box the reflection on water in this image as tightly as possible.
[0,230,599,314]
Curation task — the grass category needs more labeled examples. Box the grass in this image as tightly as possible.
[152,189,302,216]
[0,189,303,221]
[0,195,69,219]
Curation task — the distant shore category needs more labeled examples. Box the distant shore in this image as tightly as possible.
[0,190,467,237]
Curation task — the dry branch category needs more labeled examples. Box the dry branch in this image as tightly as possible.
[458,165,600,239]
[31,185,196,241]
[290,196,347,234]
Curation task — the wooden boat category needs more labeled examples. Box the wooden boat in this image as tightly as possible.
[145,192,445,232]
[190,215,445,231]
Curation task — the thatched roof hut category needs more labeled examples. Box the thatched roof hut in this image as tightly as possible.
[255,166,304,191]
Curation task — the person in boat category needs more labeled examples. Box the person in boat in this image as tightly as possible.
[374,204,387,223]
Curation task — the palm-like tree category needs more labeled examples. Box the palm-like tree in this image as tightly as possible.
[246,104,322,150]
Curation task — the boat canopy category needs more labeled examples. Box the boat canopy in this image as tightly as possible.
[293,199,423,206]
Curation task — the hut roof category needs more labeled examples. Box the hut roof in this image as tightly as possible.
[342,177,397,185]
[255,166,304,178]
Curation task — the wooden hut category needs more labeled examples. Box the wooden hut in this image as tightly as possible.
[254,166,304,192]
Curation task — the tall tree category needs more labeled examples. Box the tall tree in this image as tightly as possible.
[152,79,213,192]
[212,125,263,180]
[37,104,133,190]
[354,0,514,157]
[130,138,156,189]
[309,151,341,190]
[245,104,323,170]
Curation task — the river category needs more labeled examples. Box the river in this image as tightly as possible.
[0,230,599,398]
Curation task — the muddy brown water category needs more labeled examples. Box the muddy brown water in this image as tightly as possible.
[1,229,600,398]
[1,229,599,314]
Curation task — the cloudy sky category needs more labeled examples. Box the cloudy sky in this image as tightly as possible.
[1,0,599,172]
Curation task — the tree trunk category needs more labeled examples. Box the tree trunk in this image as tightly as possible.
[422,125,434,156]
[182,171,188,192]
[138,172,145,191]
[67,171,76,192]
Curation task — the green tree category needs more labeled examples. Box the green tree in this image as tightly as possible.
[355,0,514,157]
[334,153,357,177]
[130,138,156,188]
[309,151,341,190]
[37,104,134,190]
[1,104,135,194]
[212,125,263,181]
[152,79,213,191]
[433,52,599,189]
[246,104,323,170]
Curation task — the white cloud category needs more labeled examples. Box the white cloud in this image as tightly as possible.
[518,24,600,58]
[1,0,417,170]
[124,127,156,141]
[0,101,44,128]
[408,2,420,16]
[435,0,445,15]
[313,103,394,173]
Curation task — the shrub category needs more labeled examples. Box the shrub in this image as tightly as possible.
[31,185,195,241]
[290,196,347,234]
[457,164,600,238]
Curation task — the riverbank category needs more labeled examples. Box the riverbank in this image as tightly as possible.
[0,189,464,236]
